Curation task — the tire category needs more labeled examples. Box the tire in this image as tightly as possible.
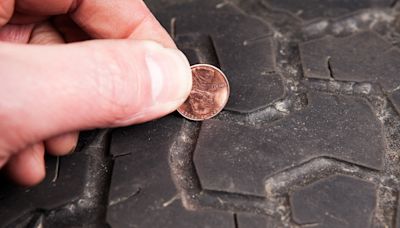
[2,0,400,227]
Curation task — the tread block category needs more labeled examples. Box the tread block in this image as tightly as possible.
[265,0,393,21]
[107,116,234,228]
[194,92,384,196]
[290,175,376,228]
[175,34,220,66]
[300,31,400,91]
[156,2,285,113]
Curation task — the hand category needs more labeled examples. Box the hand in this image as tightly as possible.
[0,0,192,186]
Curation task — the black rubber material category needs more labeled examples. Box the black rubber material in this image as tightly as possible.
[1,0,400,227]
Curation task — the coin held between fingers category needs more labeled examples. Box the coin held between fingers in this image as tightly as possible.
[177,64,230,121]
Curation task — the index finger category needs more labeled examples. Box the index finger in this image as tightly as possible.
[15,0,175,47]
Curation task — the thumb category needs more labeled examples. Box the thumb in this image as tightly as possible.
[0,40,191,153]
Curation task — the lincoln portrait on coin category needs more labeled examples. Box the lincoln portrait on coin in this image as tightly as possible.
[187,69,217,116]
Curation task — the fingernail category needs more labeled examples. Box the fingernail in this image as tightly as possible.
[144,44,192,104]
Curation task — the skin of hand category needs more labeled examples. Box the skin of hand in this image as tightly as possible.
[0,0,192,186]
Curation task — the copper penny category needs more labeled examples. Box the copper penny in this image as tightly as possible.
[177,64,230,121]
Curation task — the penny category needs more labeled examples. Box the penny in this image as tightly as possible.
[177,64,230,121]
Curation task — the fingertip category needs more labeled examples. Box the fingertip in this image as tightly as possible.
[45,132,79,156]
[5,143,45,186]
[174,49,193,97]
[29,22,64,44]
[144,42,192,103]
[0,0,14,26]
[109,40,192,125]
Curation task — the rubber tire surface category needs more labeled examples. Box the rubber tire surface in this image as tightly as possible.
[2,0,400,227]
